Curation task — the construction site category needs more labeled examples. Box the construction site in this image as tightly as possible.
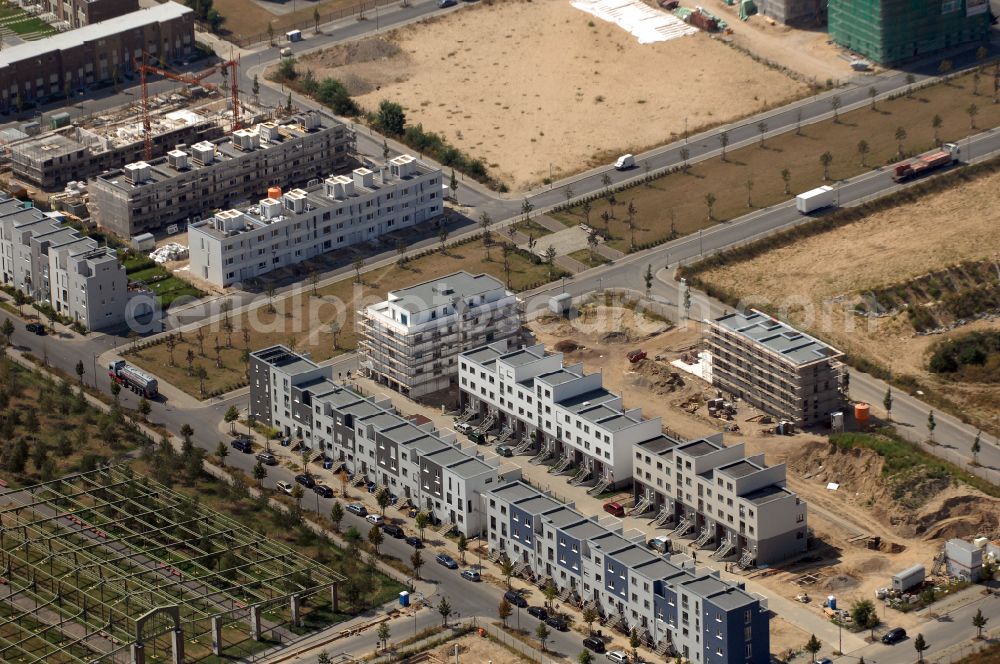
[527,298,1000,645]
[0,466,347,663]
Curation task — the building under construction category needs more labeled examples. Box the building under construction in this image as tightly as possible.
[7,94,258,190]
[828,0,990,65]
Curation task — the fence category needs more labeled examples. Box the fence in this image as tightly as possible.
[221,0,403,48]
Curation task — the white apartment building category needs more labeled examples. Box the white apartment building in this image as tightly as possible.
[359,271,523,400]
[249,345,519,536]
[89,111,353,238]
[632,434,808,567]
[459,341,663,493]
[0,195,145,331]
[188,154,443,288]
[486,480,771,664]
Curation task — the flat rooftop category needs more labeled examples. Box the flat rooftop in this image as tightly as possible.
[0,2,192,68]
[499,346,548,368]
[491,482,544,504]
[463,345,506,367]
[720,460,760,479]
[677,439,722,458]
[388,271,507,314]
[541,506,584,529]
[379,422,430,445]
[635,435,680,457]
[513,494,564,516]
[251,345,318,375]
[562,520,609,541]
[444,456,494,480]
[712,309,844,367]
[742,484,791,506]
[610,545,658,568]
[401,434,450,457]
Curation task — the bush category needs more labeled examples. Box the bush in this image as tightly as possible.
[315,77,360,116]
[928,331,1000,380]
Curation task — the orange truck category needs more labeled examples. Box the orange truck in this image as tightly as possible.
[892,142,960,182]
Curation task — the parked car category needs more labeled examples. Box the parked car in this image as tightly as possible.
[439,0,457,7]
[527,606,548,620]
[436,553,459,569]
[583,636,606,653]
[503,589,528,608]
[455,422,473,434]
[607,651,630,664]
[816,659,833,664]
[294,474,316,489]
[496,444,514,457]
[230,438,253,453]
[256,452,277,465]
[405,536,424,548]
[366,514,385,526]
[275,481,293,495]
[461,569,481,582]
[468,431,487,445]
[603,502,626,517]
[346,503,367,517]
[25,323,45,335]
[882,627,907,644]
[614,154,635,170]
[545,614,568,631]
[313,484,334,498]
[382,523,404,538]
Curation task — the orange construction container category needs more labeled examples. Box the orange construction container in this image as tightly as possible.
[268,186,282,200]
[854,402,870,425]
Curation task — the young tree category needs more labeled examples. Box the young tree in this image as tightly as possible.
[377,100,406,136]
[437,597,452,626]
[927,410,936,442]
[831,95,842,122]
[756,121,768,146]
[75,359,85,386]
[253,461,267,488]
[939,59,953,78]
[805,634,821,662]
[110,381,121,405]
[629,627,641,664]
[820,151,833,181]
[329,501,344,531]
[966,103,979,129]
[578,651,594,664]
[353,256,365,284]
[914,633,928,662]
[375,486,391,516]
[972,430,982,465]
[587,229,599,264]
[317,651,332,664]
[972,607,988,639]
[895,126,908,157]
[581,199,592,226]
[291,483,305,507]
[411,549,424,579]
[457,533,467,564]
[718,130,729,161]
[745,176,754,208]
[905,72,916,97]
[536,622,551,651]
[644,264,654,296]
[796,107,803,135]
[224,405,240,433]
[313,6,321,33]
[377,621,390,650]
[932,114,943,145]
[215,441,229,466]
[544,245,557,279]
[438,226,449,253]
[850,599,876,633]
[498,596,513,627]
[543,581,558,608]
[863,610,880,642]
[884,387,893,422]
[329,321,341,350]
[415,511,430,540]
[857,139,870,167]
[450,169,458,201]
[600,173,612,192]
[1,318,14,347]
[626,199,638,249]
[500,556,515,589]
[252,74,260,101]
[868,85,878,110]
[704,192,717,220]
[368,523,384,554]
[582,605,598,635]
[195,365,209,397]
[138,398,151,421]
[780,168,791,195]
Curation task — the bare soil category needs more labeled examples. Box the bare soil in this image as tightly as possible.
[697,167,1000,432]
[298,0,807,190]
[529,304,1000,630]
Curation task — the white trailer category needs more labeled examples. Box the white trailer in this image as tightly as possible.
[286,29,302,42]
[795,185,836,214]
[891,564,925,592]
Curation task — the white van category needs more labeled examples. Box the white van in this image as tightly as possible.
[614,154,635,170]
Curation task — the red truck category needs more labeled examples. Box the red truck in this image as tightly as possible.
[627,349,647,363]
[892,143,959,182]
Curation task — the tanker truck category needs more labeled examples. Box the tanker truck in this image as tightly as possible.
[108,360,159,398]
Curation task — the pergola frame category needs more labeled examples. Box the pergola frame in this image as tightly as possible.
[0,466,345,663]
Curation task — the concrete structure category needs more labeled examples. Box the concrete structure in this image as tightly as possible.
[755,0,823,26]
[459,341,663,492]
[89,110,353,239]
[0,195,146,330]
[706,310,846,428]
[187,154,443,287]
[632,433,808,567]
[359,271,522,400]
[249,345,518,536]
[0,2,194,112]
[829,0,989,65]
[9,99,241,190]
[486,480,770,661]
[42,0,138,30]
[945,539,983,582]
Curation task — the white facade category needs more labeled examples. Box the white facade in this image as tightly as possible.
[0,197,137,331]
[360,271,523,399]
[459,342,662,490]
[249,345,519,536]
[188,155,443,288]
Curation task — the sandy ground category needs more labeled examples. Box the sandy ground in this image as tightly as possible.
[299,0,807,190]
[698,168,1000,431]
[528,304,1000,633]
[428,633,528,663]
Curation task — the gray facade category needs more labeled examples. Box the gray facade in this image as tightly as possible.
[707,309,846,428]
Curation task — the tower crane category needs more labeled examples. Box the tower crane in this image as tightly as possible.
[134,53,242,160]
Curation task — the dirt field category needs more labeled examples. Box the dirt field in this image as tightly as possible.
[425,633,528,664]
[298,0,807,190]
[213,0,357,42]
[529,303,1000,631]
[696,167,1000,432]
